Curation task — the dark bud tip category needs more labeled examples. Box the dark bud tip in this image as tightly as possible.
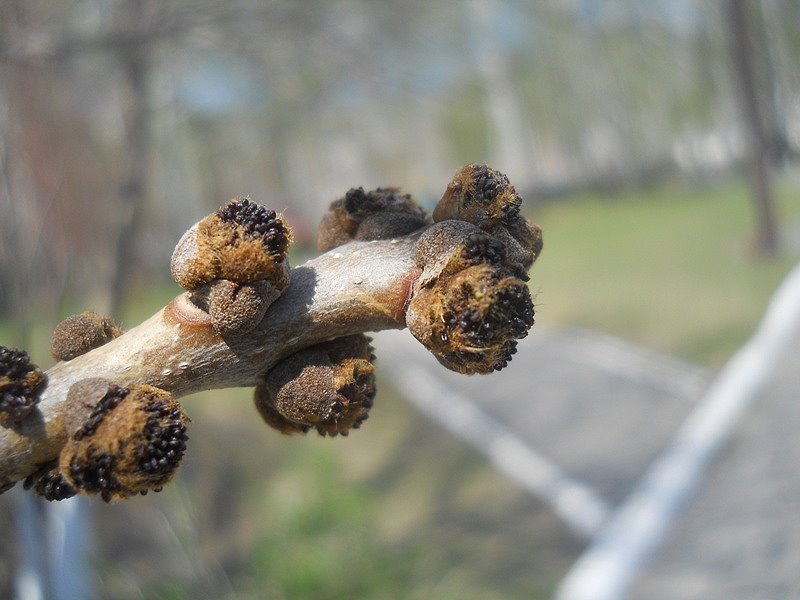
[217,197,291,257]
[0,346,44,426]
[460,232,507,267]
[317,187,429,251]
[24,462,77,502]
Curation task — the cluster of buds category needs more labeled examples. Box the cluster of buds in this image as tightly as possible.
[171,198,292,336]
[19,316,190,502]
[407,164,541,373]
[0,163,541,502]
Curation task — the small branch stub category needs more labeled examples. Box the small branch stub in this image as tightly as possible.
[0,163,542,500]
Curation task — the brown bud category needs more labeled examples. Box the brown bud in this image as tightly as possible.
[254,335,376,437]
[193,279,282,337]
[171,197,292,291]
[492,216,543,273]
[406,264,534,374]
[317,187,429,251]
[433,164,521,229]
[60,383,189,502]
[51,311,124,361]
[0,346,44,426]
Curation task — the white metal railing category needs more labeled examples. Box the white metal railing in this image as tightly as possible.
[555,261,800,600]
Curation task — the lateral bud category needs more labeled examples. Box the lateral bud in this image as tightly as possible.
[171,197,292,335]
[171,197,292,291]
[254,335,376,437]
[51,311,124,361]
[317,187,430,251]
[60,381,190,502]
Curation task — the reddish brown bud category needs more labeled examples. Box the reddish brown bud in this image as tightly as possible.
[254,335,376,437]
[51,312,124,361]
[317,187,429,251]
[60,383,189,501]
[0,346,44,426]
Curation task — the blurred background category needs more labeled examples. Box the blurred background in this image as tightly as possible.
[1,1,799,598]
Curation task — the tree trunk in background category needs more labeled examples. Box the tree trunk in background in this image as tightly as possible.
[757,0,795,166]
[726,0,778,257]
[109,0,151,318]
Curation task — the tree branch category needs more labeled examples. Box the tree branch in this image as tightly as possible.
[1,163,542,500]
[0,235,417,487]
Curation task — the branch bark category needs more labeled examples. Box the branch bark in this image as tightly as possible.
[0,235,418,488]
[1,163,541,499]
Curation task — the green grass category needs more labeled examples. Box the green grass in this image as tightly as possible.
[121,387,566,600]
[529,179,800,365]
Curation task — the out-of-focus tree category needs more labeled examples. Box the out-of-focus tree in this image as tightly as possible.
[726,0,778,256]
[2,0,800,318]
[0,0,324,314]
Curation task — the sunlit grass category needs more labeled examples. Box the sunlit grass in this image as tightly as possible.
[529,178,800,365]
[148,387,563,600]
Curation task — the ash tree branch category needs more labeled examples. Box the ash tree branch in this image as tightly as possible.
[0,164,542,501]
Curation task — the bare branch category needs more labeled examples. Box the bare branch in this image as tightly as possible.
[0,235,417,487]
[0,163,542,501]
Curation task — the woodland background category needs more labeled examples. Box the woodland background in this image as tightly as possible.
[1,1,800,598]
